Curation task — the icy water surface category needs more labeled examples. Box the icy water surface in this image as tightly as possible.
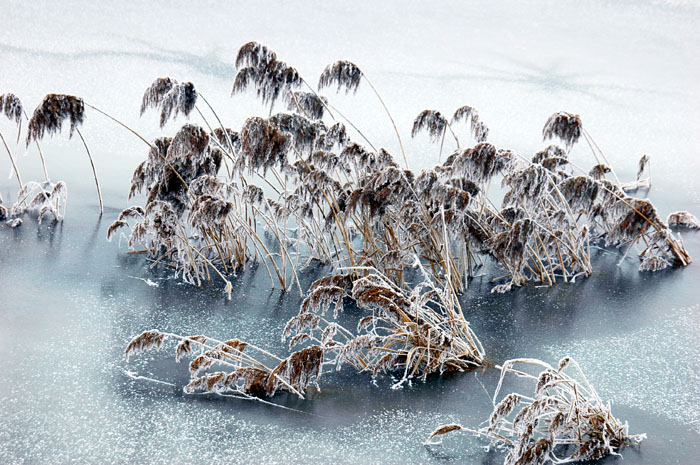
[1,0,700,463]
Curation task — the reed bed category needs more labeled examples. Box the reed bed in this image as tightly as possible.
[101,42,692,298]
[426,357,646,464]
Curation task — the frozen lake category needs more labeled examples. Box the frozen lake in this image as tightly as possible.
[1,0,699,463]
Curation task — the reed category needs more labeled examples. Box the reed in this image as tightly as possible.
[1,93,25,189]
[427,357,645,464]
[25,94,103,213]
[283,264,485,385]
[124,330,321,399]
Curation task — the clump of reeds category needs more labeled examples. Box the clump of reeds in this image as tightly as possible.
[283,264,484,386]
[10,180,67,223]
[427,357,645,464]
[0,93,68,226]
[124,263,484,400]
[110,41,693,299]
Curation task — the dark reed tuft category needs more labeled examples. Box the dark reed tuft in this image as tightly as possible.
[235,41,278,69]
[0,93,23,124]
[318,60,363,94]
[232,43,302,108]
[26,94,85,145]
[287,91,328,120]
[141,77,198,128]
[542,111,582,150]
[411,110,447,142]
[237,116,290,175]
[452,105,489,142]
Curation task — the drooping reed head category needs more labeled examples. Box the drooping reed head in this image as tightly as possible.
[0,93,23,125]
[318,60,363,94]
[588,163,611,180]
[452,105,476,125]
[141,77,198,128]
[235,41,278,69]
[451,105,489,142]
[542,111,582,150]
[140,77,176,115]
[238,116,290,175]
[26,94,85,146]
[532,144,566,164]
[233,59,302,108]
[268,112,325,153]
[411,110,447,142]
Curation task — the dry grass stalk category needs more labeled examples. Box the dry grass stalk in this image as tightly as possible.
[426,357,645,464]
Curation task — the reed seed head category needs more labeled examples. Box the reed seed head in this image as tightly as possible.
[318,60,363,94]
[26,94,85,145]
[542,111,582,150]
[0,93,23,125]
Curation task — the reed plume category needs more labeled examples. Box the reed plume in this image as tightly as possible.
[318,60,363,94]
[141,77,198,128]
[232,42,302,109]
[26,94,85,144]
[0,93,25,189]
[542,111,582,150]
[1,93,23,125]
[452,105,489,143]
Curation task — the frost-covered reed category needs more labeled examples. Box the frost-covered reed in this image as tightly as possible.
[124,264,484,397]
[427,357,646,464]
[283,263,484,386]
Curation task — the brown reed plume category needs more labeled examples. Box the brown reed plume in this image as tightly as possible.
[0,93,25,189]
[25,94,103,213]
[318,60,408,168]
[141,77,198,128]
[452,105,489,143]
[232,42,302,109]
[427,358,645,464]
[1,93,23,125]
